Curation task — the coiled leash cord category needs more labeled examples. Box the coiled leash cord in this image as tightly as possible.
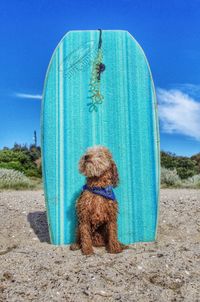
[87,29,106,112]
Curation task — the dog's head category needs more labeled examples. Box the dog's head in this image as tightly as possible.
[79,145,119,187]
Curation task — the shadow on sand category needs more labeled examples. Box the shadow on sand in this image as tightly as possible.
[27,211,50,243]
[27,189,82,244]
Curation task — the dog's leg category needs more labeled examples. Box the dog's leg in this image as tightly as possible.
[70,226,81,251]
[119,242,129,249]
[107,221,123,254]
[79,223,94,255]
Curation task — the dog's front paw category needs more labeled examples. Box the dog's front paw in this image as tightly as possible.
[107,242,123,254]
[120,242,129,250]
[81,246,94,256]
[70,243,80,251]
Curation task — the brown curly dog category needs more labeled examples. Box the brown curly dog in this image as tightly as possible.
[70,145,128,255]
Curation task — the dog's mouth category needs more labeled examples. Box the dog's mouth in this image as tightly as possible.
[85,159,92,163]
[84,159,93,166]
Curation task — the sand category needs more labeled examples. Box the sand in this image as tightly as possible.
[0,189,200,302]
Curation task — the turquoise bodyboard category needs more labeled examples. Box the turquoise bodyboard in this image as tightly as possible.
[41,30,160,245]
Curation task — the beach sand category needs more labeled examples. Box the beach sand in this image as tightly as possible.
[0,189,200,302]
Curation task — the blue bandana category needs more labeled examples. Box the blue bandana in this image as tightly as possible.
[82,184,116,201]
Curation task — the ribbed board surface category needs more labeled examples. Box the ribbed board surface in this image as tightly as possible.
[41,30,160,245]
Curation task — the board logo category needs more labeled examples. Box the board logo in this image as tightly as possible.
[58,40,98,79]
[59,30,106,113]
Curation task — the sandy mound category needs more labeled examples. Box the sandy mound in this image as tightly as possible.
[0,189,200,301]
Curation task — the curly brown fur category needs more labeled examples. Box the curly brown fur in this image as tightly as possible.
[70,145,128,255]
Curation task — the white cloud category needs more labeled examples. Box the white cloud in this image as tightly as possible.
[157,88,200,141]
[14,92,42,100]
[170,83,200,99]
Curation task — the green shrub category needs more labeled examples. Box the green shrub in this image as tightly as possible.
[176,158,198,179]
[0,148,41,178]
[183,174,200,189]
[161,151,199,179]
[161,167,181,187]
[191,153,200,174]
[0,168,32,189]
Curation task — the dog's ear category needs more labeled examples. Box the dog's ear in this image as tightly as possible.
[111,161,119,187]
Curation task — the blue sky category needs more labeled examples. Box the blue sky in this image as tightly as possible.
[0,0,200,156]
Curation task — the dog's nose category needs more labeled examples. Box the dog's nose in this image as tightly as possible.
[84,155,90,160]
